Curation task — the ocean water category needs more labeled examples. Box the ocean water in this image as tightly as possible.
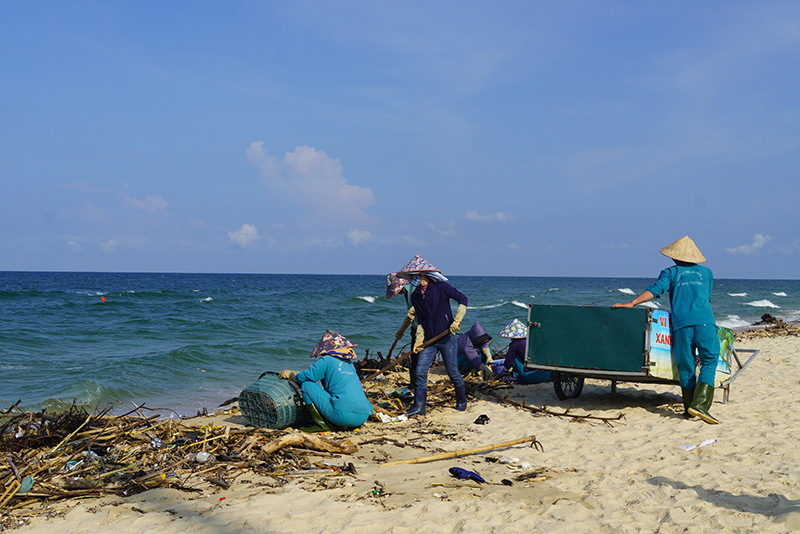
[2,272,798,416]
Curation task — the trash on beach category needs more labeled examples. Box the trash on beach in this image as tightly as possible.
[679,438,717,451]
[376,413,408,424]
[449,467,485,483]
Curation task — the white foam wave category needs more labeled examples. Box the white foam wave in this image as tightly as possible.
[548,288,559,292]
[200,297,213,302]
[356,296,376,304]
[512,301,528,309]
[468,302,508,310]
[530,295,536,299]
[639,301,660,309]
[728,293,747,297]
[618,288,636,295]
[717,315,752,329]
[773,292,788,297]
[744,300,780,309]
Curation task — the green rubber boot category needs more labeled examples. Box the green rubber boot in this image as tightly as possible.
[300,404,332,433]
[687,382,719,424]
[681,388,696,419]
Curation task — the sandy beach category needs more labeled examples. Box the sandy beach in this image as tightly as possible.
[5,331,800,534]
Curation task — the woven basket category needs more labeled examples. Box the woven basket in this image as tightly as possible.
[239,372,306,429]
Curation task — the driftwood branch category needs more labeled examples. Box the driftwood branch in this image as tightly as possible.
[261,433,357,455]
[379,435,541,468]
[488,391,625,426]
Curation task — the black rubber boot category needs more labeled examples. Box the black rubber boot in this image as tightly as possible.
[681,388,696,419]
[407,388,427,417]
[455,385,468,412]
[687,382,719,424]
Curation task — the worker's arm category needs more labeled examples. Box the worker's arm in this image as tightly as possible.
[612,290,655,309]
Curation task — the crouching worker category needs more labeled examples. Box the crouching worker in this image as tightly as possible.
[279,329,373,431]
[456,321,495,381]
[499,319,550,384]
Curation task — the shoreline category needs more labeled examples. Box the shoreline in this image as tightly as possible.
[4,329,800,533]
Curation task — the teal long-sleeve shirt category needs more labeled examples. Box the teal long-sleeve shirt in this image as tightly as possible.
[646,264,716,330]
[296,355,373,415]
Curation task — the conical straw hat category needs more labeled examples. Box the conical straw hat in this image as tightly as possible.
[660,236,706,263]
[498,318,528,339]
[394,255,441,280]
[309,329,357,358]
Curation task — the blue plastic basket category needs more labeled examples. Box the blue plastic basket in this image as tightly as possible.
[239,372,306,429]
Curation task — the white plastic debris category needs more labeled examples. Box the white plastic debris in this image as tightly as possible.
[679,438,717,451]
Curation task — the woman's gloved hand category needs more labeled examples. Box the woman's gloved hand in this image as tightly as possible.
[278,370,298,381]
[413,325,426,354]
[479,364,494,382]
[450,304,467,334]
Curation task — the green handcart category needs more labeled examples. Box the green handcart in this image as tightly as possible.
[524,304,758,402]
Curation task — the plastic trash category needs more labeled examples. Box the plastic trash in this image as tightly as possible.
[150,437,166,449]
[195,451,213,463]
[498,456,519,464]
[449,467,485,483]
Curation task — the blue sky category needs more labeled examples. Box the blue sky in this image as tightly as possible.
[2,2,799,278]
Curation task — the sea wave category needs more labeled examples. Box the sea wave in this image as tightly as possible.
[639,301,660,309]
[468,302,507,310]
[728,293,747,297]
[618,288,636,295]
[512,301,528,309]
[773,292,788,297]
[200,297,213,302]
[356,296,376,304]
[717,315,752,329]
[744,300,780,309]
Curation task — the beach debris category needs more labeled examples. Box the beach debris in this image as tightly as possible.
[0,400,362,516]
[260,432,357,455]
[379,435,542,468]
[736,319,800,339]
[473,414,490,425]
[449,467,485,483]
[679,438,717,452]
[486,389,626,426]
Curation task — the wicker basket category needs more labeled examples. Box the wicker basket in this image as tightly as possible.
[239,372,307,429]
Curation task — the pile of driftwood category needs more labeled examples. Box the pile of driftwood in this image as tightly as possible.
[0,402,358,516]
[735,314,800,340]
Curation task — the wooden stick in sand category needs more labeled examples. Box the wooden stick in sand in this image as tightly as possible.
[379,435,542,467]
[363,328,451,382]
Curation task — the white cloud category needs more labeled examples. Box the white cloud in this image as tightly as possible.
[99,240,118,252]
[465,210,513,223]
[347,229,372,246]
[726,233,771,255]
[228,223,261,248]
[507,242,519,250]
[66,240,84,252]
[125,194,168,213]
[247,142,376,223]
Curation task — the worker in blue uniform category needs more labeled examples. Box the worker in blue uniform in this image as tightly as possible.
[279,330,373,430]
[613,236,720,424]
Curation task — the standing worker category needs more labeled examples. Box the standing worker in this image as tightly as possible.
[613,236,721,424]
[393,255,469,416]
[386,273,420,387]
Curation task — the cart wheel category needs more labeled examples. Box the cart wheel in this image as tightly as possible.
[553,372,584,400]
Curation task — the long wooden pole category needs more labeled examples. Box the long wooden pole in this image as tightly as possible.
[379,435,541,467]
[362,329,451,382]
